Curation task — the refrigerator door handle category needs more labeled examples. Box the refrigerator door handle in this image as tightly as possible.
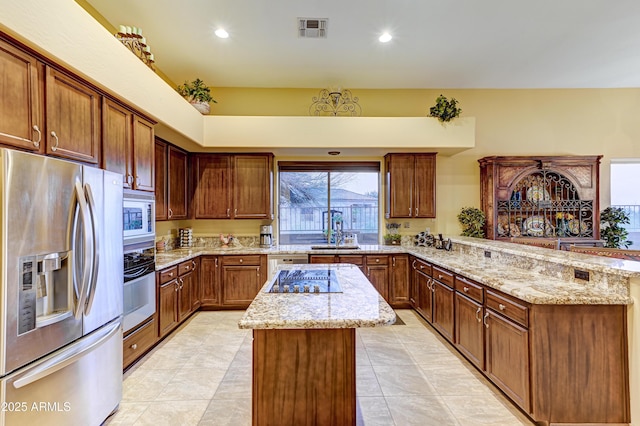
[72,180,92,319]
[12,321,121,389]
[83,183,100,315]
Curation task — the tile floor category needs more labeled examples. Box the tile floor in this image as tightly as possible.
[105,310,535,426]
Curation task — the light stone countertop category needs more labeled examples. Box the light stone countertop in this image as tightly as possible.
[155,239,637,306]
[237,263,397,329]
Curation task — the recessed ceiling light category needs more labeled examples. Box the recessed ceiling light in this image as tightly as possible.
[215,28,229,39]
[379,32,392,43]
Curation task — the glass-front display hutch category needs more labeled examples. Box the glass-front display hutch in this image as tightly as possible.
[479,156,602,244]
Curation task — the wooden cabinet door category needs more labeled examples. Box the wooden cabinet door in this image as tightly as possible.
[485,310,530,412]
[416,271,433,323]
[158,279,178,337]
[390,254,409,306]
[385,154,414,218]
[177,271,192,322]
[190,258,201,311]
[168,145,188,219]
[102,98,133,187]
[414,154,436,218]
[0,40,43,152]
[200,256,221,307]
[193,155,232,218]
[432,280,455,342]
[221,264,262,307]
[454,293,484,369]
[132,115,154,191]
[233,154,273,219]
[45,66,100,163]
[154,139,168,220]
[366,264,389,301]
[410,260,419,308]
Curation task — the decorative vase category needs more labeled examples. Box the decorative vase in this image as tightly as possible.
[190,100,210,115]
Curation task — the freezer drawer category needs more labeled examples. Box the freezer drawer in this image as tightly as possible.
[0,319,123,426]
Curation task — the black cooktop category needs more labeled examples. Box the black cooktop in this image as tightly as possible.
[267,269,342,294]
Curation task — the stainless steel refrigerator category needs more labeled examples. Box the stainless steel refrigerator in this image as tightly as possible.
[0,148,123,425]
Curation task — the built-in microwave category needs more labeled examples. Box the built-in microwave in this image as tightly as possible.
[123,189,155,244]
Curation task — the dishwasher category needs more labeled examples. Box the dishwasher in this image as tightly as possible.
[267,254,309,277]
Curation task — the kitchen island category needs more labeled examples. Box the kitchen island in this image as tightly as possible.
[238,264,395,426]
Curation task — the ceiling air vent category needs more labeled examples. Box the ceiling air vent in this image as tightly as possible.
[298,18,328,38]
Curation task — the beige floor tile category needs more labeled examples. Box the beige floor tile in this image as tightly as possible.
[199,398,252,426]
[103,402,149,425]
[155,367,226,401]
[356,396,395,426]
[419,364,493,396]
[185,345,241,369]
[213,369,252,399]
[122,369,177,402]
[131,400,209,426]
[356,364,384,397]
[373,364,436,396]
[385,395,459,426]
[442,394,535,425]
[365,342,415,366]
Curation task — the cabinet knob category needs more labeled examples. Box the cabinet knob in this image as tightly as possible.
[499,303,506,311]
[168,272,174,277]
[50,131,59,151]
[463,286,469,292]
[419,265,424,270]
[130,343,138,350]
[438,274,443,279]
[239,258,243,263]
[375,258,380,263]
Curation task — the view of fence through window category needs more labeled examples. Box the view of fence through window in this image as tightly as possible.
[611,160,640,248]
[279,170,379,244]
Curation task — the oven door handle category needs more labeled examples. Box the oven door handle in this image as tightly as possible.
[125,265,155,279]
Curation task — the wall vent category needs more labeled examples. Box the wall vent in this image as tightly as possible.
[298,18,328,38]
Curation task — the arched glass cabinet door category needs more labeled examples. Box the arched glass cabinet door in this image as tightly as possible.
[496,169,594,239]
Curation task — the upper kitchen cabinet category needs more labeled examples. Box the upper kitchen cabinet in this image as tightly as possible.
[479,156,602,242]
[45,66,100,164]
[385,153,436,218]
[102,97,155,191]
[155,138,188,220]
[193,153,274,219]
[0,39,43,153]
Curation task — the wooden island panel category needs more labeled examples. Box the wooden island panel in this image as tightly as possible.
[252,328,356,426]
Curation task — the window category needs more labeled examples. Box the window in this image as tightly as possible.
[610,159,640,248]
[278,162,380,244]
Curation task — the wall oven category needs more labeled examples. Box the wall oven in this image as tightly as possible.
[123,189,155,244]
[123,239,156,333]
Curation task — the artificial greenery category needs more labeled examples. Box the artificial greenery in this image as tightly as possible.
[457,207,486,238]
[428,94,462,122]
[176,78,217,103]
[384,222,402,244]
[600,207,632,248]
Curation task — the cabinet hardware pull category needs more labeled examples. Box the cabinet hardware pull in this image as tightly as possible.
[179,278,184,285]
[375,258,380,263]
[50,131,59,151]
[174,282,179,292]
[234,208,237,217]
[239,259,243,263]
[135,176,140,187]
[168,272,174,277]
[367,267,370,277]
[168,208,173,218]
[409,207,412,216]
[419,265,424,270]
[33,125,41,148]
[415,207,418,216]
[192,260,196,270]
[256,266,260,276]
[499,303,506,311]
[127,174,133,185]
[226,208,230,217]
[463,286,469,292]
[412,260,416,269]
[131,344,138,350]
[483,312,490,328]
[392,257,396,267]
[215,258,218,267]
[475,307,482,322]
[438,274,443,279]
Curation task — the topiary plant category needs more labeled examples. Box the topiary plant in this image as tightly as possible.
[428,94,462,122]
[457,207,486,238]
[600,207,632,248]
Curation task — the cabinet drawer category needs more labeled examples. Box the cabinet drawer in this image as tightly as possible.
[486,290,529,327]
[412,258,432,276]
[365,255,388,265]
[123,318,157,368]
[432,265,454,287]
[159,266,178,284]
[222,254,261,266]
[338,255,363,266]
[309,255,336,264]
[454,275,484,303]
[178,259,196,275]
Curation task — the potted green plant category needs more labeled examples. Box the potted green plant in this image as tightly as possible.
[600,207,633,248]
[176,78,217,114]
[457,207,486,238]
[428,94,462,122]
[384,222,402,245]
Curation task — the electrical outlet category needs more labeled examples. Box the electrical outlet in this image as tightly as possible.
[484,250,491,258]
[425,227,430,234]
[404,222,411,228]
[574,269,590,281]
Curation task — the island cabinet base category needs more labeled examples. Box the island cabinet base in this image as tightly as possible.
[252,328,356,426]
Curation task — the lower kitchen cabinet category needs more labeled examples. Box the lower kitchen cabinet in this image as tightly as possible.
[221,255,267,308]
[200,256,221,307]
[431,266,455,343]
[158,273,178,338]
[411,257,433,322]
[364,255,389,301]
[454,275,485,369]
[157,260,199,338]
[123,317,157,369]
[389,254,410,307]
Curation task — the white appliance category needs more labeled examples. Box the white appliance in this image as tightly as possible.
[0,148,123,426]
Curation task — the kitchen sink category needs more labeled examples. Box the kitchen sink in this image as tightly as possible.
[310,244,361,250]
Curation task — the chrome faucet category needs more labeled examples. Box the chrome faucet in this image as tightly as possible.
[334,229,343,247]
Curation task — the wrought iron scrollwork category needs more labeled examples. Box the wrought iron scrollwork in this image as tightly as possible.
[309,89,361,116]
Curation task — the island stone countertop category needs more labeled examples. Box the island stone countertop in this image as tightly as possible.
[238,264,396,329]
[155,238,638,306]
